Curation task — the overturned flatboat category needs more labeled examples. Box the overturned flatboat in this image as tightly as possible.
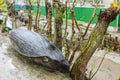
[9,29,69,73]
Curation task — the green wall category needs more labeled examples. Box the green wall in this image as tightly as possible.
[39,6,119,27]
[73,7,117,27]
[40,6,55,16]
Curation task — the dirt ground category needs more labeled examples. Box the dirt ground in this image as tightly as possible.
[0,33,120,80]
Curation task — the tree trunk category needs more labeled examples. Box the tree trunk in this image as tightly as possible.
[70,8,118,80]
[46,2,52,41]
[34,1,40,32]
[28,0,32,30]
[53,1,65,50]
[45,0,48,19]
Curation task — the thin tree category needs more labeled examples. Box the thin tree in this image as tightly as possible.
[28,0,32,30]
[53,0,65,50]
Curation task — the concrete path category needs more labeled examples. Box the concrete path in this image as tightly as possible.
[0,33,120,80]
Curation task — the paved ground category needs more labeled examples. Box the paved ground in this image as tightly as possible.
[87,50,120,80]
[0,33,70,80]
[0,33,120,80]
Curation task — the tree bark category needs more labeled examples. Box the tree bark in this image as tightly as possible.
[34,0,40,32]
[28,0,32,30]
[70,8,118,80]
[53,1,65,50]
[46,2,52,41]
[45,0,48,19]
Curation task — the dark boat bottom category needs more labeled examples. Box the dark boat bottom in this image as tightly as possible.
[14,50,69,73]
